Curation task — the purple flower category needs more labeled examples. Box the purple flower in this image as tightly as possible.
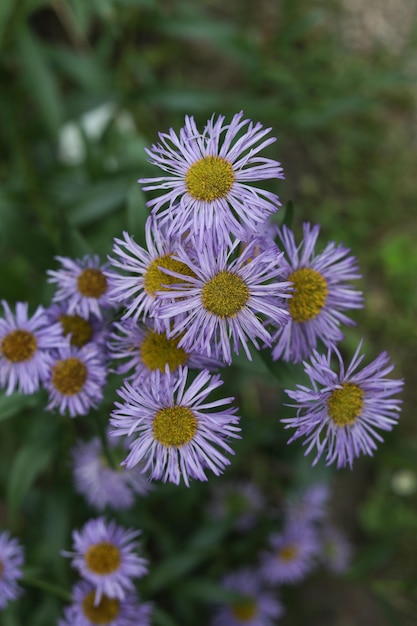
[63,517,148,604]
[0,531,24,608]
[58,580,152,626]
[108,318,222,381]
[156,234,291,364]
[283,340,404,468]
[110,366,240,486]
[212,568,284,626]
[44,344,107,417]
[139,112,284,241]
[284,483,330,525]
[0,301,66,396]
[210,481,265,531]
[46,303,111,351]
[260,523,319,585]
[106,218,195,324]
[271,224,363,363]
[318,524,351,573]
[71,434,152,511]
[48,255,113,320]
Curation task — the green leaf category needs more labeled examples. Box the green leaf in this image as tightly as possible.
[0,393,39,423]
[16,26,63,136]
[68,178,129,226]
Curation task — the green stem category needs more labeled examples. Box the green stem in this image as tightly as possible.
[21,575,72,602]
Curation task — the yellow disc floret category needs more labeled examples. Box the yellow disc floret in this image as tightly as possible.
[201,271,250,318]
[143,255,195,296]
[52,358,87,395]
[153,406,198,447]
[185,156,235,201]
[82,592,120,624]
[140,330,188,371]
[58,314,93,348]
[232,599,258,621]
[279,544,299,562]
[1,330,37,362]
[77,268,108,298]
[327,382,364,427]
[288,267,328,323]
[85,541,121,575]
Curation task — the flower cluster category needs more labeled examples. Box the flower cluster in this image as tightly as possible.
[211,483,351,624]
[60,517,151,625]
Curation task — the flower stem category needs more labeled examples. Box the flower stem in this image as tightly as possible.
[21,575,72,602]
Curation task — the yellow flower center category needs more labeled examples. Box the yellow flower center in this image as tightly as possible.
[232,599,258,621]
[185,155,235,201]
[279,544,299,561]
[85,541,121,575]
[153,406,198,447]
[82,591,120,624]
[140,329,188,371]
[58,314,93,348]
[1,329,37,362]
[201,271,250,318]
[143,254,196,296]
[327,382,364,427]
[77,268,108,298]
[52,357,87,395]
[288,268,328,323]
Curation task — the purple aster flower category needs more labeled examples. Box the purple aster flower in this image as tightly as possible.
[71,434,152,511]
[43,344,107,417]
[48,255,113,319]
[271,223,363,363]
[0,301,66,396]
[282,340,404,468]
[284,483,330,525]
[156,234,291,364]
[210,481,265,531]
[46,303,111,351]
[139,112,284,241]
[212,568,284,626]
[58,580,152,626]
[106,218,196,324]
[110,366,240,486]
[63,517,148,604]
[108,318,222,381]
[260,523,319,585]
[318,524,351,573]
[0,531,24,608]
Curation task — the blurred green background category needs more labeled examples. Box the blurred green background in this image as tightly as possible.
[1,0,417,624]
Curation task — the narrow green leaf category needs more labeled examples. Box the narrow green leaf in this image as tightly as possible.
[68,178,128,226]
[16,26,63,136]
[126,182,149,240]
[0,393,39,423]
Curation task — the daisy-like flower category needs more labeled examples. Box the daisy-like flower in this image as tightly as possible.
[63,517,148,604]
[260,523,319,585]
[71,434,152,511]
[318,524,351,574]
[106,218,196,324]
[46,303,110,351]
[157,234,291,365]
[108,318,222,381]
[48,255,113,319]
[44,344,107,417]
[0,301,66,396]
[283,340,404,468]
[58,580,152,626]
[271,223,363,363]
[284,483,330,525]
[0,531,24,608]
[110,366,240,486]
[138,111,284,240]
[210,481,265,531]
[212,568,284,626]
